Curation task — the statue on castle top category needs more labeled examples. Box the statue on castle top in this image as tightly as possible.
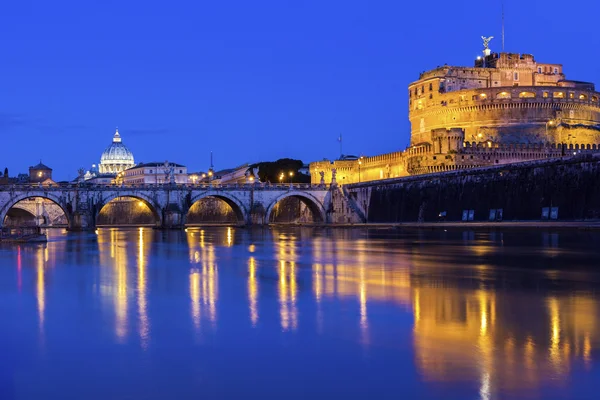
[319,171,325,186]
[482,36,494,50]
[331,168,337,186]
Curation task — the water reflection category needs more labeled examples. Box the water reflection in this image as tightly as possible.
[137,228,150,349]
[187,229,219,330]
[248,256,258,326]
[5,227,600,398]
[276,234,298,331]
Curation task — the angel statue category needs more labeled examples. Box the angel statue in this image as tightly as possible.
[482,36,494,50]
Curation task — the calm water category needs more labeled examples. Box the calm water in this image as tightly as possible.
[1,227,600,399]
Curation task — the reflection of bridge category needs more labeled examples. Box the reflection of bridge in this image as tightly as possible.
[0,183,364,230]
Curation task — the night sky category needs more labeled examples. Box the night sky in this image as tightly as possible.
[1,0,598,180]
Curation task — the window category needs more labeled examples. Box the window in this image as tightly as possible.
[569,92,574,99]
[150,170,153,173]
[429,83,433,91]
[538,67,542,73]
[592,96,598,103]
[543,91,549,98]
[514,72,519,81]
[180,170,183,173]
[579,94,588,100]
[519,91,536,98]
[553,92,564,98]
[554,68,558,74]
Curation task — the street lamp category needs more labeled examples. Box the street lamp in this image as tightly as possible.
[288,171,294,184]
[279,173,284,184]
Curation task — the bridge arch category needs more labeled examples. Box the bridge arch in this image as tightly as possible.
[97,193,162,227]
[0,192,71,228]
[185,191,248,225]
[265,191,326,224]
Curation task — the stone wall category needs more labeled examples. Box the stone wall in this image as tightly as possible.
[346,155,600,223]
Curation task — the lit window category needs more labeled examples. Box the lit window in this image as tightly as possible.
[554,68,558,74]
[543,91,549,98]
[579,94,588,100]
[496,92,511,99]
[592,96,598,103]
[553,92,564,98]
[519,91,536,98]
[569,93,574,99]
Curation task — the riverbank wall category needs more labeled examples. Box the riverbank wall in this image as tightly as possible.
[344,154,600,223]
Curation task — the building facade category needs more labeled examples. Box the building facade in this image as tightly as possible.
[122,162,188,185]
[311,46,600,184]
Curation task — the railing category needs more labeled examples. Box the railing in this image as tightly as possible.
[0,182,331,191]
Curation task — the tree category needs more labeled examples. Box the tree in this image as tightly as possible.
[249,158,310,184]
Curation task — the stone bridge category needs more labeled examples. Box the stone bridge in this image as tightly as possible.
[0,183,365,230]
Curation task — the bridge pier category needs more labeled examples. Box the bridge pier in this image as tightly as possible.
[67,211,95,231]
[161,207,185,230]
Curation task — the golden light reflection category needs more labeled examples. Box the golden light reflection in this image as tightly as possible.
[190,271,201,330]
[548,297,562,369]
[36,247,45,332]
[115,245,128,342]
[138,228,150,349]
[277,236,298,331]
[248,257,258,326]
[187,230,219,328]
[227,227,233,246]
[411,280,600,395]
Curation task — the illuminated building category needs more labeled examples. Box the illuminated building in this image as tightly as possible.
[311,43,600,184]
[98,128,135,175]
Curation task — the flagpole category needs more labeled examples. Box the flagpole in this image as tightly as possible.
[339,133,343,159]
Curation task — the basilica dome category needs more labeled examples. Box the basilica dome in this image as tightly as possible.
[99,129,135,175]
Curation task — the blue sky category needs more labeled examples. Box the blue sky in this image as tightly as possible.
[1,0,598,180]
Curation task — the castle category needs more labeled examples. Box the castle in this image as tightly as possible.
[310,43,600,185]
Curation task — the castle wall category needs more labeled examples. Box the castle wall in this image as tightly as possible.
[347,155,600,223]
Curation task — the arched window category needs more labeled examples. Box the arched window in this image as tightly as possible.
[579,94,588,100]
[553,92,564,98]
[496,92,511,99]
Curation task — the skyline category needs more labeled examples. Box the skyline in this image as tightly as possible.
[1,0,599,180]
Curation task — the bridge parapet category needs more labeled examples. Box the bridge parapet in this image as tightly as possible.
[0,183,362,230]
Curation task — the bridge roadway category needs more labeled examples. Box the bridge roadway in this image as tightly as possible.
[0,182,342,230]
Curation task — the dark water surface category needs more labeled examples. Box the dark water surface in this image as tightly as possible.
[1,227,600,399]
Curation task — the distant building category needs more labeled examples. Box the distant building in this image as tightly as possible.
[188,171,208,184]
[99,129,135,175]
[122,161,188,185]
[216,164,250,185]
[85,174,115,185]
[29,162,53,184]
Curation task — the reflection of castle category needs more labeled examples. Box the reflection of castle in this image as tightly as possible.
[311,44,600,184]
[411,285,598,394]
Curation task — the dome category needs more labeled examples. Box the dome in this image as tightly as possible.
[99,129,135,175]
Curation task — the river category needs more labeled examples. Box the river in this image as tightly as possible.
[1,227,599,399]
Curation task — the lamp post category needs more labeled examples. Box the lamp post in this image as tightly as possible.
[279,172,284,185]
[288,171,294,185]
